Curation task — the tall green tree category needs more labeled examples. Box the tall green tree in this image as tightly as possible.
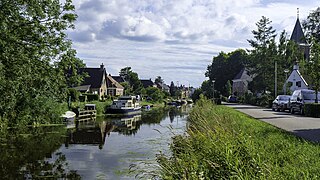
[206,49,246,96]
[0,0,81,126]
[303,7,320,43]
[306,39,320,103]
[247,16,277,94]
[155,76,164,85]
[119,67,143,95]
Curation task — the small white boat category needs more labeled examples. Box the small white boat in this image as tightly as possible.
[106,96,141,115]
[61,111,76,128]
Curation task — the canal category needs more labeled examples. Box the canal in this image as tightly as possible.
[0,105,191,179]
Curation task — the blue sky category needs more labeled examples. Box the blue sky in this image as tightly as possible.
[67,0,319,87]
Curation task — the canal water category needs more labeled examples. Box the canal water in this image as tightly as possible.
[0,105,191,179]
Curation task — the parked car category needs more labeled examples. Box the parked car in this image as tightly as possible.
[272,95,291,111]
[228,95,238,103]
[289,89,320,115]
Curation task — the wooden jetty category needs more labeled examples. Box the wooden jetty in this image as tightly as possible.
[77,109,96,122]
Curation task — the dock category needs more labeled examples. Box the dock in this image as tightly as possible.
[77,109,96,121]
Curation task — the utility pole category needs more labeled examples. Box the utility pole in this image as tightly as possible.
[275,61,277,98]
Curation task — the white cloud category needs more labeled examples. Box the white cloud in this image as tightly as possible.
[68,0,320,87]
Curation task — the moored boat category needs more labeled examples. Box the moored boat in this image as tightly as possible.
[106,96,141,115]
[61,111,76,129]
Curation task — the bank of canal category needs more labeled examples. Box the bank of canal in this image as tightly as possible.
[0,105,191,179]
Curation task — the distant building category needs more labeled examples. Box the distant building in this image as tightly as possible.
[140,79,156,88]
[77,64,108,99]
[106,75,124,96]
[75,64,124,99]
[285,63,308,92]
[290,10,310,60]
[232,68,253,96]
[111,76,126,84]
[156,82,170,93]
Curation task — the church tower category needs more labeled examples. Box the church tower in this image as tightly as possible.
[290,8,310,60]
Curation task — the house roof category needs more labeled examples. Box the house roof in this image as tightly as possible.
[79,68,105,88]
[74,85,91,92]
[140,79,155,88]
[111,76,126,83]
[233,68,253,82]
[290,18,307,44]
[107,75,124,89]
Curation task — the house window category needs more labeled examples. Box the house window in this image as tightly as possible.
[296,81,301,87]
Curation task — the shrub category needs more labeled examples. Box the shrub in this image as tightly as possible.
[79,95,87,102]
[67,88,79,102]
[304,104,320,118]
[82,93,99,101]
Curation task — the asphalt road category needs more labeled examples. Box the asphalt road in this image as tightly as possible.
[225,103,320,143]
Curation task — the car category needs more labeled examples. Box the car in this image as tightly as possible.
[289,89,320,115]
[272,95,291,112]
[228,95,238,103]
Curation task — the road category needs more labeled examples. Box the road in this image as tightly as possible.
[225,103,320,143]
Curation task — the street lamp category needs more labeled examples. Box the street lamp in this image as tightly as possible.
[284,69,289,95]
[212,80,215,102]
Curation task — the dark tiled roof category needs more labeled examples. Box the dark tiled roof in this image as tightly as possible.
[107,75,124,89]
[233,68,253,82]
[290,18,307,44]
[111,76,125,83]
[79,68,104,88]
[140,79,155,88]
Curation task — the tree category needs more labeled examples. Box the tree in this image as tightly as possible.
[169,81,176,97]
[119,67,143,94]
[145,87,165,102]
[247,16,277,94]
[303,7,320,43]
[225,80,232,97]
[0,0,80,126]
[206,49,246,96]
[306,39,320,103]
[155,76,164,85]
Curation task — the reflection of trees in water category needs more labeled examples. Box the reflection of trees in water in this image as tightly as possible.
[141,108,169,124]
[0,126,80,179]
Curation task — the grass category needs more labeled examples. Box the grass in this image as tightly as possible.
[157,96,320,179]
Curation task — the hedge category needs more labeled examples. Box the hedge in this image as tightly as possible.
[304,103,320,118]
[81,93,99,102]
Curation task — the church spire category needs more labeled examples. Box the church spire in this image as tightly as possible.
[290,8,307,44]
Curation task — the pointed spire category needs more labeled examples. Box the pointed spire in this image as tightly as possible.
[290,8,307,44]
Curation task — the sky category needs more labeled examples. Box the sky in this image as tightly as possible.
[67,0,319,87]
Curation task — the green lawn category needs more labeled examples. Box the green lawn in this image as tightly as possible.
[157,97,320,179]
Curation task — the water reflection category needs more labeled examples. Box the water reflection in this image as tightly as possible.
[0,105,192,179]
[112,114,142,136]
[0,126,80,179]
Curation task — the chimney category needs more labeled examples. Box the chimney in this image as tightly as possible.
[293,62,299,70]
[100,63,104,71]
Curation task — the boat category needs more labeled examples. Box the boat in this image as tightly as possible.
[61,111,76,129]
[106,96,141,115]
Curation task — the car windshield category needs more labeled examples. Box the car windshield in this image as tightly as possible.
[279,96,290,101]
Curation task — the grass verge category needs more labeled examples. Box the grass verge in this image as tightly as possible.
[157,96,320,179]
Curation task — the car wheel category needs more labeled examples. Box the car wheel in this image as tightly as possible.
[277,108,280,112]
[290,107,295,114]
[300,107,304,115]
[272,108,275,111]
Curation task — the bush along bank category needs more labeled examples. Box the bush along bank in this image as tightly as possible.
[157,96,320,179]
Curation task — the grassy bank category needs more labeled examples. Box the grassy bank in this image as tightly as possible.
[157,97,320,179]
